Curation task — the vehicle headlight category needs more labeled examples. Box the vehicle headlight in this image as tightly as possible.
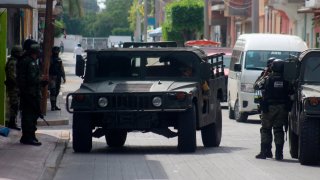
[241,83,254,93]
[308,97,320,106]
[152,96,162,107]
[98,97,108,107]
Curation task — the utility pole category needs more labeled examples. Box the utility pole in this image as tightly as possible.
[143,0,148,42]
[251,0,259,33]
[41,0,54,114]
[204,0,209,39]
[135,0,142,42]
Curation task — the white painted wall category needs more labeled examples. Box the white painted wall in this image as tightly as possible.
[54,35,82,52]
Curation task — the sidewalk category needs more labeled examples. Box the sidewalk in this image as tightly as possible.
[0,52,78,180]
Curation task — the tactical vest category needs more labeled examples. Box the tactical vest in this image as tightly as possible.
[264,74,289,103]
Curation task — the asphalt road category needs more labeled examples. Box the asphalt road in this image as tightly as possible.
[53,108,319,180]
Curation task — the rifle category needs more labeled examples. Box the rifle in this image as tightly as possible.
[39,114,50,126]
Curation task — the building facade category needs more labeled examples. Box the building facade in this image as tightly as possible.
[210,0,319,48]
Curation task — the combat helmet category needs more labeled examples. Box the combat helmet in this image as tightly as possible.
[11,45,23,58]
[267,57,276,67]
[52,46,60,56]
[271,59,285,73]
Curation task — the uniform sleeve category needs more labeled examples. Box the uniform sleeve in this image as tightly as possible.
[59,59,66,80]
[5,59,17,83]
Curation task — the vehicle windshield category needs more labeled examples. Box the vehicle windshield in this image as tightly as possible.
[303,56,320,83]
[245,50,300,70]
[94,52,198,79]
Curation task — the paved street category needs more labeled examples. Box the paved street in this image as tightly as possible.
[54,52,320,180]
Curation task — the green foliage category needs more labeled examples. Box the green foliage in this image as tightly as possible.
[128,0,155,32]
[53,20,65,37]
[112,28,133,36]
[62,0,133,37]
[162,0,204,43]
[63,0,84,18]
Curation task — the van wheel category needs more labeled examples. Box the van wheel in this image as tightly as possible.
[201,100,222,147]
[234,99,248,122]
[228,103,235,119]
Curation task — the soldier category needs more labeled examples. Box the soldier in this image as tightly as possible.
[4,45,23,130]
[49,46,66,111]
[17,41,46,146]
[254,57,276,158]
[255,59,291,160]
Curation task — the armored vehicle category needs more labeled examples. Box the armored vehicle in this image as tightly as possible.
[67,47,225,153]
[284,49,320,165]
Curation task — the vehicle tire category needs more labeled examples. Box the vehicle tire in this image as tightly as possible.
[201,100,222,147]
[73,113,92,153]
[105,129,127,147]
[234,99,248,122]
[298,114,320,165]
[228,104,235,119]
[289,114,298,159]
[178,103,197,153]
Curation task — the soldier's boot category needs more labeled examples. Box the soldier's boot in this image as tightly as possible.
[51,100,56,111]
[7,117,21,131]
[54,105,61,111]
[275,144,284,160]
[255,143,267,159]
[265,143,273,158]
[51,100,61,111]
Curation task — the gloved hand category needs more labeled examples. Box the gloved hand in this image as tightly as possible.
[63,78,66,84]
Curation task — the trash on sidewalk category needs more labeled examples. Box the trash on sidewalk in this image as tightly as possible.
[0,126,10,137]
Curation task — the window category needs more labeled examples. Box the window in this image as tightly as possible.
[303,56,320,83]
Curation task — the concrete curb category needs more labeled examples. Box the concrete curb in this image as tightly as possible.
[38,131,70,180]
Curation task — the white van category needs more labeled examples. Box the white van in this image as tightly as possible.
[228,34,307,122]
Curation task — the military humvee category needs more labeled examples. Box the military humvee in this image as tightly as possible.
[67,47,225,153]
[284,49,320,165]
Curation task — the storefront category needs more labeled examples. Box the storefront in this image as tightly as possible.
[0,0,37,125]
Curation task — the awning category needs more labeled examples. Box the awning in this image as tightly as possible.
[0,0,37,9]
[149,27,162,37]
[185,39,220,47]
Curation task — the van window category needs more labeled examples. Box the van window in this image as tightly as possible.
[230,50,242,71]
[244,50,300,70]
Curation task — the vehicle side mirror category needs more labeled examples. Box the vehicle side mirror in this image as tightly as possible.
[75,56,85,77]
[199,62,211,79]
[284,61,297,81]
[234,64,241,72]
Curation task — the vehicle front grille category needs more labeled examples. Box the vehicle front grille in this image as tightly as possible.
[96,94,157,110]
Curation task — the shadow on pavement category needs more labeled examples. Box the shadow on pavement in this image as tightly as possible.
[86,141,247,155]
[245,119,261,125]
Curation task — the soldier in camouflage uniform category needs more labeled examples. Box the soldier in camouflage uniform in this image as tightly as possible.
[254,59,291,160]
[5,45,23,130]
[49,46,66,111]
[17,41,45,146]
